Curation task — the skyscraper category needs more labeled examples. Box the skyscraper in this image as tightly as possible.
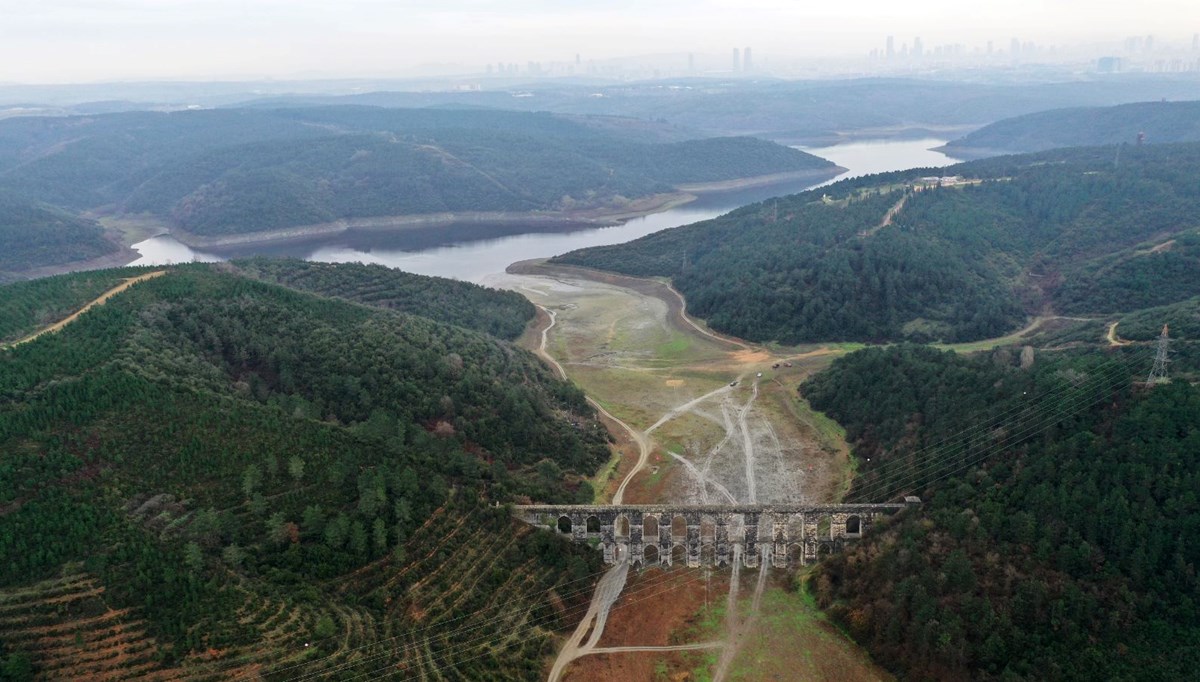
[732,47,741,72]
[743,47,752,72]
[913,37,924,57]
[886,36,895,58]
[688,52,695,72]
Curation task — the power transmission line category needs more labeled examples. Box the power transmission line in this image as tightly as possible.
[846,347,1148,503]
[1146,324,1170,384]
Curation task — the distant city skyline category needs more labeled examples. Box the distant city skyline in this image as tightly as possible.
[1,0,1199,82]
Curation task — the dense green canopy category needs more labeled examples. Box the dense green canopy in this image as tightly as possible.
[803,345,1200,680]
[556,142,1200,343]
[0,263,606,678]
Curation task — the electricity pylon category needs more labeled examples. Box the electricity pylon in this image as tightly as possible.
[1146,324,1170,384]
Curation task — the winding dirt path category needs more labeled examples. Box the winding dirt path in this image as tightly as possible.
[589,642,724,654]
[712,546,773,682]
[645,383,735,435]
[533,305,650,506]
[861,192,908,238]
[662,281,750,352]
[547,561,630,682]
[736,380,760,504]
[5,270,166,348]
[668,451,738,505]
[1107,321,1132,347]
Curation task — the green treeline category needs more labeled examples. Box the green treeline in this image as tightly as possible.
[555,142,1200,343]
[801,345,1200,680]
[0,267,147,344]
[0,264,605,677]
[0,191,116,272]
[942,100,1200,158]
[1119,297,1200,340]
[231,258,535,340]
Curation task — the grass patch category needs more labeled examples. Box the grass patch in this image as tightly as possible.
[675,590,727,682]
[588,449,623,503]
[98,215,169,246]
[655,335,691,359]
[723,576,891,682]
[784,395,846,451]
[646,456,673,487]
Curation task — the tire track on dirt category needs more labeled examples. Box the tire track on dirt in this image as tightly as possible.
[589,642,724,654]
[712,546,772,682]
[533,305,651,506]
[547,561,630,682]
[667,451,737,505]
[737,381,760,504]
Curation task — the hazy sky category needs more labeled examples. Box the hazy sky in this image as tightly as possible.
[2,0,1199,82]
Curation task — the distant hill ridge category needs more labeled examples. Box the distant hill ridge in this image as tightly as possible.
[0,106,838,276]
[940,100,1200,159]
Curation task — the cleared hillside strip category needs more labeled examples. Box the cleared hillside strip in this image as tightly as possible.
[4,270,164,348]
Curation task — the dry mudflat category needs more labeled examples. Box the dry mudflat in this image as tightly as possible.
[488,262,892,681]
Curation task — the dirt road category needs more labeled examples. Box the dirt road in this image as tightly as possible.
[1107,321,1132,347]
[662,281,750,351]
[497,268,882,680]
[532,305,654,506]
[860,192,908,238]
[737,380,760,504]
[712,548,772,682]
[588,642,723,654]
[547,561,629,682]
[5,271,166,349]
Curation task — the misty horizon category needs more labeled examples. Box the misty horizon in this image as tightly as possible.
[3,0,1200,84]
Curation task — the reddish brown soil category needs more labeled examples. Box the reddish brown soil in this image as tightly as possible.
[563,567,727,681]
[563,652,687,682]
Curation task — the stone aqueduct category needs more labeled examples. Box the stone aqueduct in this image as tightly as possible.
[515,501,918,568]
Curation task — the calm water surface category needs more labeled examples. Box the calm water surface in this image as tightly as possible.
[130,138,953,282]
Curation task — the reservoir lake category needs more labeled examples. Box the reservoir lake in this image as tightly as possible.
[130,138,954,282]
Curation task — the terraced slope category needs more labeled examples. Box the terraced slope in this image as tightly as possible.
[0,263,606,679]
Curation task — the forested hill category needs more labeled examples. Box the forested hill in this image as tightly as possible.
[0,191,117,274]
[230,258,536,340]
[941,100,1200,159]
[0,264,610,679]
[554,142,1200,344]
[0,106,837,276]
[801,345,1200,680]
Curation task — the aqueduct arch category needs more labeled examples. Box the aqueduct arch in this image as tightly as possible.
[518,502,917,568]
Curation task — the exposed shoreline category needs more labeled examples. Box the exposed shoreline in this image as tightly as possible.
[673,167,845,193]
[929,143,1007,161]
[154,167,843,250]
[5,242,140,282]
[167,192,693,249]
